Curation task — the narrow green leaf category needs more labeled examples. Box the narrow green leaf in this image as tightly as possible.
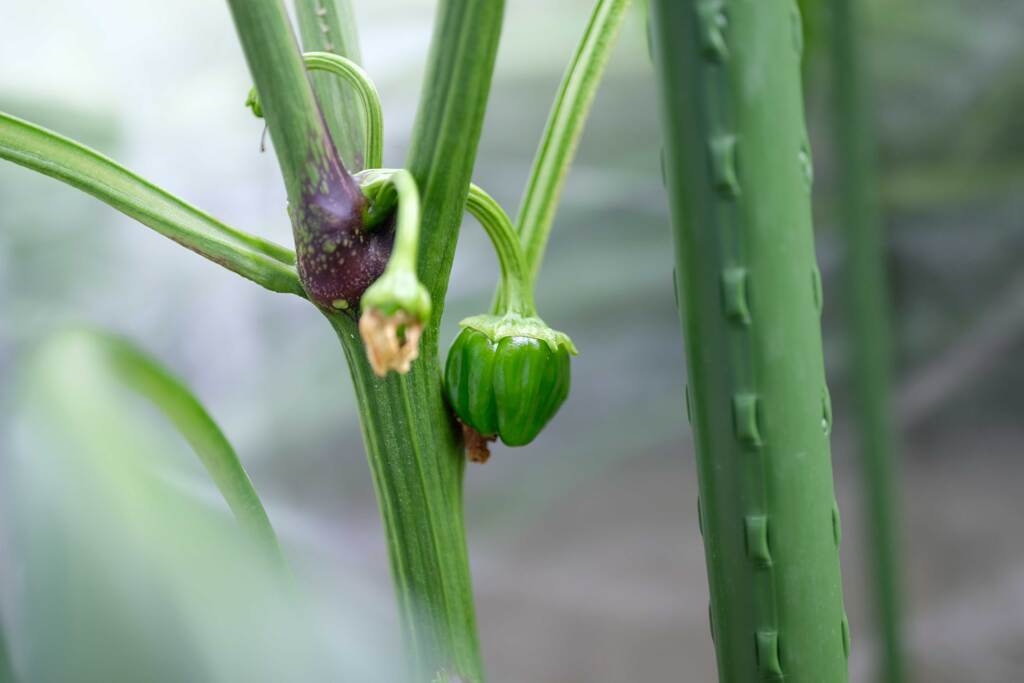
[45,329,285,564]
[0,112,303,297]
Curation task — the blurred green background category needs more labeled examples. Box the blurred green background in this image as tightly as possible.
[2,0,1023,681]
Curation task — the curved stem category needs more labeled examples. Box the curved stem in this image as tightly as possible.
[466,184,535,317]
[387,170,421,272]
[302,52,383,170]
[359,169,421,274]
[0,111,304,297]
[514,0,631,286]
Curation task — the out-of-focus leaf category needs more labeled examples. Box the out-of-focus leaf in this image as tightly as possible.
[65,330,284,561]
[2,329,396,683]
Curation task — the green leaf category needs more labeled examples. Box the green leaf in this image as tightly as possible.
[0,112,304,297]
[33,329,285,565]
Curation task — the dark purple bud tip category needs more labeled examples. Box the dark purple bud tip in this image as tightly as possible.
[293,168,394,312]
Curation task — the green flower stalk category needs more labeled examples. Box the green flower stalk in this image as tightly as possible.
[246,51,383,171]
[649,1,850,681]
[445,186,576,461]
[356,168,431,376]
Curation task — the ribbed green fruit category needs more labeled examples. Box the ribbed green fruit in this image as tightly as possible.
[445,328,571,447]
[649,1,850,681]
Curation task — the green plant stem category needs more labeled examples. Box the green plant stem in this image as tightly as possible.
[381,171,420,273]
[226,0,347,206]
[295,0,366,170]
[829,1,904,681]
[330,319,478,680]
[405,0,506,318]
[0,112,303,297]
[649,1,849,681]
[328,2,505,681]
[514,0,630,288]
[301,53,383,170]
[245,53,383,171]
[466,185,535,316]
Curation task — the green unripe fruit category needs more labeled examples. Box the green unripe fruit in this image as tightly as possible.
[444,315,574,447]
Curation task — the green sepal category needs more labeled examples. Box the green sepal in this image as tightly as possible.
[458,312,578,355]
[360,269,431,321]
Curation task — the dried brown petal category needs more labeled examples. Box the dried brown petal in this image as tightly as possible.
[358,308,423,377]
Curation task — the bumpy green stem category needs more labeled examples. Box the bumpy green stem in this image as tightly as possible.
[328,2,506,680]
[649,2,850,681]
[295,0,366,170]
[829,1,905,681]
[466,185,535,317]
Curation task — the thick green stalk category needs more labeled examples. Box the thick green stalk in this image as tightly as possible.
[406,0,506,316]
[329,2,505,681]
[649,2,849,681]
[295,0,366,170]
[829,1,904,681]
[330,319,479,681]
[227,0,342,206]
